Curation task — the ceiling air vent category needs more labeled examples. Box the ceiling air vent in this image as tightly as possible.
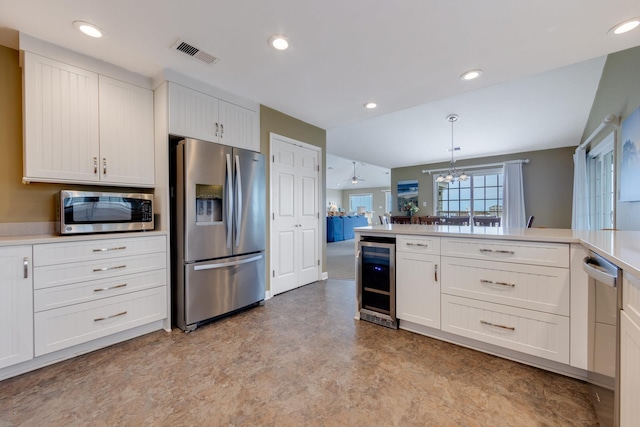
[172,39,219,65]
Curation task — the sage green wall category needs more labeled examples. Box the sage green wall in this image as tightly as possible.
[340,187,390,225]
[391,146,575,228]
[260,105,327,287]
[582,45,640,230]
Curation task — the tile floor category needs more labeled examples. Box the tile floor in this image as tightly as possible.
[1,280,598,426]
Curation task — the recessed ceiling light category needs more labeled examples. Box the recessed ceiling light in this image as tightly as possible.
[268,35,290,50]
[609,18,640,35]
[73,21,103,38]
[460,69,483,81]
[364,102,378,109]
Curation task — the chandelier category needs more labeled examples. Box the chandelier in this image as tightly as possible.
[436,114,468,183]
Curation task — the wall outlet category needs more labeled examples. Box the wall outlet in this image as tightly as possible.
[423,201,427,207]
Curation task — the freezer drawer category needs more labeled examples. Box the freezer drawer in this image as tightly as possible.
[180,252,265,330]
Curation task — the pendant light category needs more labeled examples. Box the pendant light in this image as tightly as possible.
[436,114,468,184]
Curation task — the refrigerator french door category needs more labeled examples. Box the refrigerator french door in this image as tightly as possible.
[174,138,266,332]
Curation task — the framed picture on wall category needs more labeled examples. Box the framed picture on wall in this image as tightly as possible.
[397,179,418,213]
[620,106,640,202]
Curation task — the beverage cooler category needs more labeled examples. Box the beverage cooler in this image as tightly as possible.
[357,236,397,329]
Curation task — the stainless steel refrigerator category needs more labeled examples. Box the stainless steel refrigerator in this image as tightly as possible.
[173,138,266,332]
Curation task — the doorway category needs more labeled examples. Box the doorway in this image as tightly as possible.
[270,133,321,295]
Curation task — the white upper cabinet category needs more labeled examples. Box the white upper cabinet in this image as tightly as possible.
[23,53,100,183]
[98,76,154,186]
[168,82,259,152]
[22,52,155,187]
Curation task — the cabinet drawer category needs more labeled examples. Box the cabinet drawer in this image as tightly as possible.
[441,295,570,363]
[34,270,166,312]
[34,287,166,356]
[624,271,640,327]
[34,235,166,266]
[441,257,569,315]
[34,252,166,289]
[397,235,440,255]
[441,238,569,267]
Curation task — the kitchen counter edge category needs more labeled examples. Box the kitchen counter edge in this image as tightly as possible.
[355,225,640,277]
[0,230,168,246]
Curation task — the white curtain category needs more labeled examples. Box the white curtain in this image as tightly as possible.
[503,161,526,228]
[572,147,590,230]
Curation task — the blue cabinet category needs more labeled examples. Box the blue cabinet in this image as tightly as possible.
[327,215,368,242]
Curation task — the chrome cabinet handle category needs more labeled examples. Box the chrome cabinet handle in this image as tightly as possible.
[93,265,126,272]
[93,157,98,174]
[434,264,438,282]
[94,311,127,322]
[406,243,429,247]
[215,122,219,137]
[93,283,127,292]
[103,158,107,175]
[479,249,515,255]
[23,257,29,279]
[480,279,515,288]
[480,320,515,331]
[220,123,224,138]
[92,246,126,252]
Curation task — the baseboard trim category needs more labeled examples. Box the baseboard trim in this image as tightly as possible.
[321,272,328,280]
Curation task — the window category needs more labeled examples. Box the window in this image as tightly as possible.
[384,190,392,213]
[588,136,614,229]
[349,193,372,212]
[434,168,503,217]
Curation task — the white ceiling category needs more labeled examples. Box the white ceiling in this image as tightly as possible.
[326,154,391,190]
[1,1,639,188]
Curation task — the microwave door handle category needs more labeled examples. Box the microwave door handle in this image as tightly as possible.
[234,154,242,247]
[226,153,233,249]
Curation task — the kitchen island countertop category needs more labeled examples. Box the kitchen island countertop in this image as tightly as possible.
[355,224,640,277]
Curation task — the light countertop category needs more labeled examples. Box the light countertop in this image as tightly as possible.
[355,225,640,277]
[0,230,168,246]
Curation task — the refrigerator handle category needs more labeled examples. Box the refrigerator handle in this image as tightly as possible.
[226,153,233,249]
[234,154,242,247]
[194,254,263,271]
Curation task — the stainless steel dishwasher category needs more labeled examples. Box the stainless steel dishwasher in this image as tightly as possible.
[583,252,622,427]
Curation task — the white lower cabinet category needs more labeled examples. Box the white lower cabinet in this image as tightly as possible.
[32,235,167,357]
[0,246,33,369]
[441,294,570,363]
[396,236,440,329]
[621,272,640,426]
[35,287,166,356]
[439,237,571,364]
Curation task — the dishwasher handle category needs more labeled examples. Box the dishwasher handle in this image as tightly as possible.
[583,256,617,288]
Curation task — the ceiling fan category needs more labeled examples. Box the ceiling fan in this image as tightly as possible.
[346,161,366,184]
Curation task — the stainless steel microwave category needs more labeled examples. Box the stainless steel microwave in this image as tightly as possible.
[57,190,154,235]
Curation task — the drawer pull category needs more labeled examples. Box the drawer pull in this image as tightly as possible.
[480,279,515,288]
[479,249,515,255]
[434,264,438,282]
[406,243,429,247]
[480,320,515,331]
[23,257,29,279]
[93,246,127,252]
[94,311,127,322]
[93,283,127,292]
[93,265,126,272]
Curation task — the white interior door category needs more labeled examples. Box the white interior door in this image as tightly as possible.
[270,134,321,296]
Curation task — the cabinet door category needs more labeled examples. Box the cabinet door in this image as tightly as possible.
[23,52,100,183]
[620,310,640,427]
[218,100,259,151]
[99,76,155,186]
[0,246,33,369]
[396,252,440,329]
[168,83,219,142]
